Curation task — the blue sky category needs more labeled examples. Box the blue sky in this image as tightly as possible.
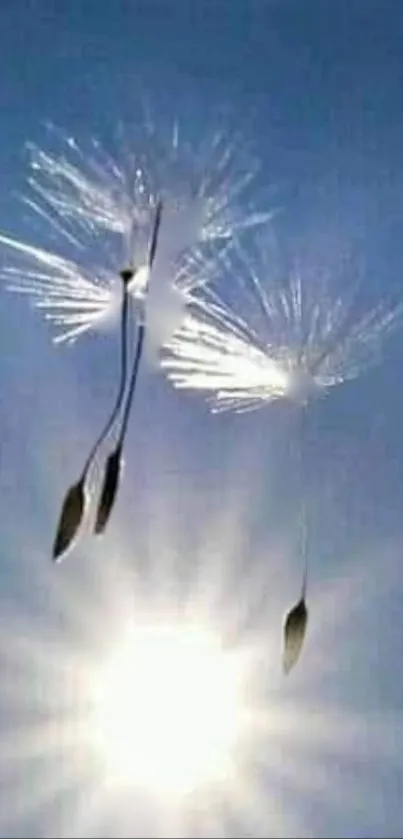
[1,1,403,837]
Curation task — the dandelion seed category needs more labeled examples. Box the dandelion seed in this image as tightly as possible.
[0,119,272,346]
[94,444,123,536]
[161,234,403,413]
[282,595,308,675]
[52,476,87,563]
[52,201,163,557]
[282,503,309,675]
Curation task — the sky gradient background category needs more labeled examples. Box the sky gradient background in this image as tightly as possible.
[1,1,403,837]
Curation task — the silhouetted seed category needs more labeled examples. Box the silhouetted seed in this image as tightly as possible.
[53,476,87,563]
[94,444,123,535]
[282,596,308,675]
[147,199,163,268]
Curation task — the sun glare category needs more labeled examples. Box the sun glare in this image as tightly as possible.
[87,622,245,798]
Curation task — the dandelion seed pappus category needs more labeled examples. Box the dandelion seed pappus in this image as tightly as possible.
[0,113,272,348]
[161,233,403,413]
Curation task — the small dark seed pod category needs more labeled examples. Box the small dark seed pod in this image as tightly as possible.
[94,445,123,535]
[282,596,308,675]
[53,476,87,563]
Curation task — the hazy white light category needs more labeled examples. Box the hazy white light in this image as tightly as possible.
[88,622,244,797]
[128,263,150,299]
[285,366,318,406]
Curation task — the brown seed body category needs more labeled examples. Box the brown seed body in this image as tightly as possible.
[53,477,86,562]
[94,446,122,535]
[283,597,308,675]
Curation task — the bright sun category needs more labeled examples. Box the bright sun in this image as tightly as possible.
[87,621,245,798]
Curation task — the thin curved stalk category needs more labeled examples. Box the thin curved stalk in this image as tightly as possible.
[81,275,132,482]
[299,500,309,601]
[147,199,163,267]
[94,200,163,535]
[119,322,146,448]
[113,201,163,453]
[94,323,145,535]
